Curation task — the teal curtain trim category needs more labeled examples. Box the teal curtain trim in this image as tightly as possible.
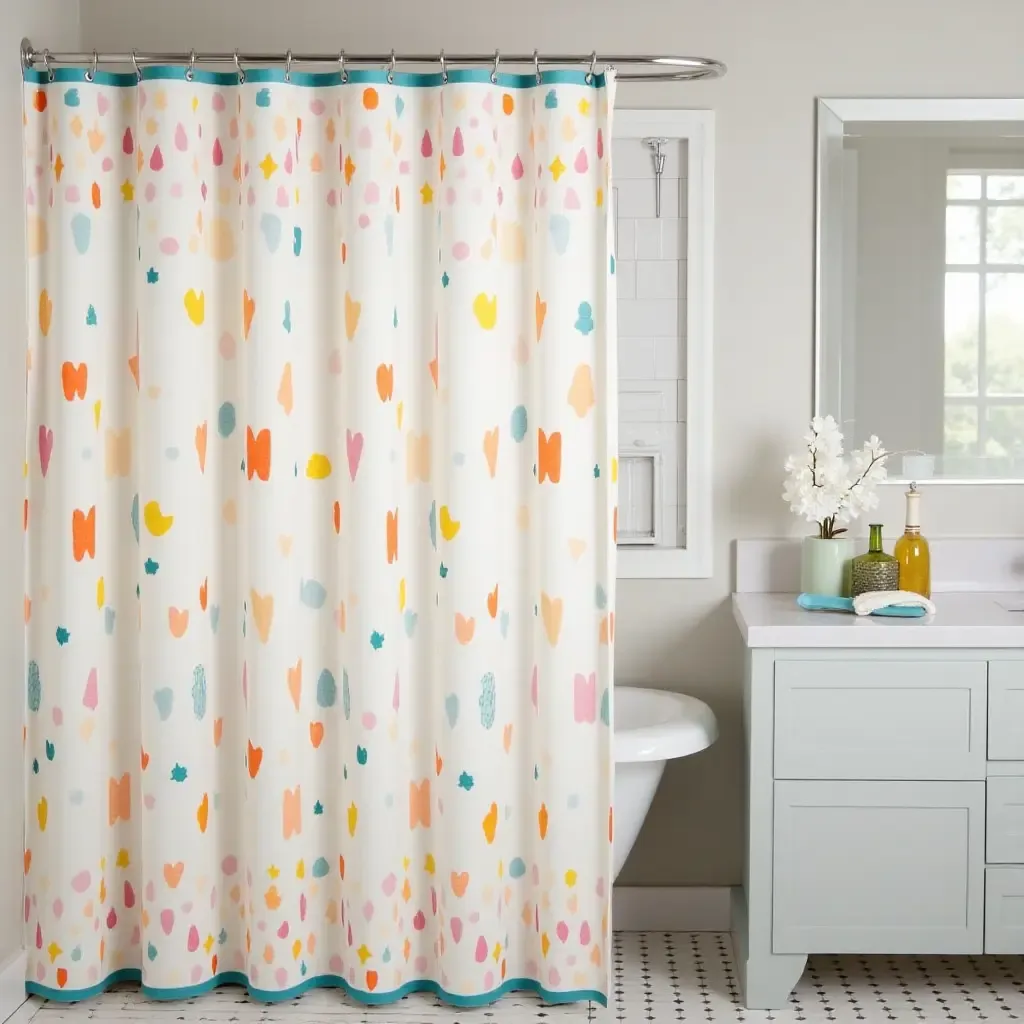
[24,67,607,89]
[27,969,607,1008]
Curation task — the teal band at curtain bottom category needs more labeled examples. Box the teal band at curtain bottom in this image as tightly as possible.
[27,969,607,1008]
[24,66,608,89]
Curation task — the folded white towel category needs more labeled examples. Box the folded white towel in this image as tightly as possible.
[852,590,937,617]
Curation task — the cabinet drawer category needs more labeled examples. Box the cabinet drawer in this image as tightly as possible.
[986,776,1024,863]
[774,660,987,780]
[989,664,1024,760]
[773,780,985,954]
[985,867,1024,953]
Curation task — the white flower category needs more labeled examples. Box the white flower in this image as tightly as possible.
[783,419,890,537]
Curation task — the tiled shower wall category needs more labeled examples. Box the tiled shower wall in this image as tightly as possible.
[615,139,688,548]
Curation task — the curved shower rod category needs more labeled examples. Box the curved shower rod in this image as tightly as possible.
[19,38,726,83]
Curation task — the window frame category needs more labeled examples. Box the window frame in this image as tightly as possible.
[614,109,715,579]
[945,168,1024,460]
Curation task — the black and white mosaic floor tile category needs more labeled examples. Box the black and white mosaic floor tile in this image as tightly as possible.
[21,933,1024,1023]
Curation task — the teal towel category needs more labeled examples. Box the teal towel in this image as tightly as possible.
[796,593,927,618]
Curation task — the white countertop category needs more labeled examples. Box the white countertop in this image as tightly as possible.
[732,592,1024,648]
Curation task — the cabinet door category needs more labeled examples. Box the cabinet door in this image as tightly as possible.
[773,780,985,954]
[774,659,987,780]
[989,663,1024,760]
[986,776,1024,863]
[986,867,1024,953]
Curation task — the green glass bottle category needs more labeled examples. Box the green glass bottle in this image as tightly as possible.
[851,524,900,597]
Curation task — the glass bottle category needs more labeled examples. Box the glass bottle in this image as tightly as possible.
[893,482,931,598]
[851,523,900,596]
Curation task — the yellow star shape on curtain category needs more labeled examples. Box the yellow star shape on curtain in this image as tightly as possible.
[259,153,278,179]
[549,156,566,181]
[420,183,434,204]
[120,180,134,202]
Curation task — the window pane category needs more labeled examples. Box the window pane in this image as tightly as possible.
[948,174,982,199]
[987,175,1024,200]
[985,405,1024,463]
[945,272,979,395]
[946,206,980,263]
[985,273,1024,394]
[986,207,1024,264]
[944,403,978,457]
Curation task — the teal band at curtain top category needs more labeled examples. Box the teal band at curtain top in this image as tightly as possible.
[24,66,608,89]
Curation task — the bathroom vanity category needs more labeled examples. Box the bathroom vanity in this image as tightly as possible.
[731,581,1024,1010]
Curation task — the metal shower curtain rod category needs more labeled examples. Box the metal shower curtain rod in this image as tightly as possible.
[19,38,726,83]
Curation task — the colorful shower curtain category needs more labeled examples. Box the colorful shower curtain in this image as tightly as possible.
[21,62,616,1007]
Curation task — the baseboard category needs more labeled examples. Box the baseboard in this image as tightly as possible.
[613,886,734,932]
[0,950,26,1024]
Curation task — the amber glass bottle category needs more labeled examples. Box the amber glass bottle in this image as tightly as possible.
[893,482,931,598]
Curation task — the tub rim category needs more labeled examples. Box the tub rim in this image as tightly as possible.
[613,686,718,763]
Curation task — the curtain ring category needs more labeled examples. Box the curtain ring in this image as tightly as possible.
[533,49,542,85]
[338,50,347,84]
[131,50,142,83]
[185,49,196,82]
[42,49,54,83]
[387,49,395,85]
[234,49,245,85]
[490,49,500,85]
[586,50,597,85]
[85,50,97,83]
[439,49,447,85]
[285,49,293,83]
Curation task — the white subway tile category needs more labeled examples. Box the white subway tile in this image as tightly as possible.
[663,141,687,179]
[655,336,680,379]
[616,218,635,260]
[676,379,688,422]
[660,502,679,547]
[615,178,656,219]
[618,298,678,337]
[634,219,662,259]
[636,260,678,300]
[614,141,657,179]
[620,421,662,445]
[661,218,687,260]
[614,139,688,179]
[659,435,678,505]
[617,336,656,379]
[620,380,677,423]
[615,259,636,299]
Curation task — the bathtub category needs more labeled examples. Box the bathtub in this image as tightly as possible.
[613,686,719,880]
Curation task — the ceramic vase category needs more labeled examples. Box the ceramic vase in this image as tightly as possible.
[800,536,857,597]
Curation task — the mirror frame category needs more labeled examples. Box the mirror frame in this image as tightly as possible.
[814,96,1024,484]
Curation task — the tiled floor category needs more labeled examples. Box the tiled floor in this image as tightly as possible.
[17,932,1024,1023]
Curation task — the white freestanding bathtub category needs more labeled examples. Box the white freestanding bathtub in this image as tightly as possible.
[613,686,719,879]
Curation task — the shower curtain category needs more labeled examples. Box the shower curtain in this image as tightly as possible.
[21,61,616,1007]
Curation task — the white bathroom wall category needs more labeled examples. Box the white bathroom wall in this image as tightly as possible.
[616,139,688,547]
[1,0,80,975]
[70,0,1024,889]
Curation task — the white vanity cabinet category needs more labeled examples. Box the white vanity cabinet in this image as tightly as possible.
[732,592,1024,1010]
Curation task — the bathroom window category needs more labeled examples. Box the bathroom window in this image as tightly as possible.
[613,110,714,578]
[945,170,1024,468]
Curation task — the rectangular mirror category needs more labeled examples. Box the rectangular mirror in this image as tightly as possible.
[816,98,1024,481]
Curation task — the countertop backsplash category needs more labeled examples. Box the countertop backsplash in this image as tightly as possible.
[735,537,1024,594]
